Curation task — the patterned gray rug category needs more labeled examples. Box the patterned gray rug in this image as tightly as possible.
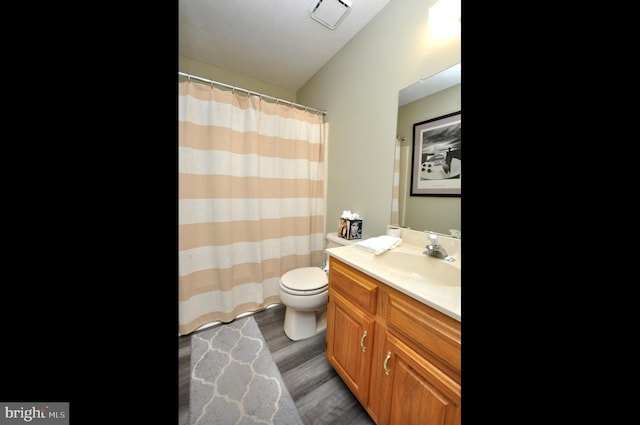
[189,315,303,425]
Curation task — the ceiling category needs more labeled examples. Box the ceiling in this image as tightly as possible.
[178,0,392,92]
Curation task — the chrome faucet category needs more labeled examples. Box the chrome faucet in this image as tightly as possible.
[424,233,455,262]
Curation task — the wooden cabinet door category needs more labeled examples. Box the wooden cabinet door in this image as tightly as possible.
[326,290,375,405]
[376,331,461,425]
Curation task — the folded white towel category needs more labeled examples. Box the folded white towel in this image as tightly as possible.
[355,235,403,255]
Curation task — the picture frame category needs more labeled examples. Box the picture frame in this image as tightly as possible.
[410,111,461,196]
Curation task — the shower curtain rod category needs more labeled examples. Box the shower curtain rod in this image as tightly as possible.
[178,72,327,116]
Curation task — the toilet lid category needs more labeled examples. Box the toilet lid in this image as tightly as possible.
[280,267,328,295]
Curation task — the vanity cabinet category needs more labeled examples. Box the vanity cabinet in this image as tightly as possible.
[326,257,461,425]
[325,257,377,405]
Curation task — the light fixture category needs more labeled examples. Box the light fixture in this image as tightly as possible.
[429,0,461,37]
[310,0,352,30]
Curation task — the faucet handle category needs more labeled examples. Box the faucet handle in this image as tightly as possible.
[428,232,440,246]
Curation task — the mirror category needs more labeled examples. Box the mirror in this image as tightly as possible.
[395,63,461,234]
[398,64,460,108]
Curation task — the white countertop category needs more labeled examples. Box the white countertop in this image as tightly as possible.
[325,235,461,321]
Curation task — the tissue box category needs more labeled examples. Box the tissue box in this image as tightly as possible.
[338,218,363,240]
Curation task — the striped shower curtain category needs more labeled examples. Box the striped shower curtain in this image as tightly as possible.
[390,137,401,225]
[178,81,326,335]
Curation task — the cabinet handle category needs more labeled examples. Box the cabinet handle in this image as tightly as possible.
[360,330,367,352]
[383,351,392,375]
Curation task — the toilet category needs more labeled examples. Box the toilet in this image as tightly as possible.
[279,232,356,340]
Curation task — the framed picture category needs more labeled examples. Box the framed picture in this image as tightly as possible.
[410,111,461,196]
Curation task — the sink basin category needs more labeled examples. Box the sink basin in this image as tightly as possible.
[372,250,460,287]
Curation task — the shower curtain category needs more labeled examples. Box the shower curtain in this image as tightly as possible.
[390,137,401,225]
[178,81,326,335]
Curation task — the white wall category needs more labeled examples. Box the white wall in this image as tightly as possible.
[297,0,461,238]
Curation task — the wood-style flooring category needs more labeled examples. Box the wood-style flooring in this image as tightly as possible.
[178,304,375,425]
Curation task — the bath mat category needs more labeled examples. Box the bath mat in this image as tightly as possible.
[189,315,303,425]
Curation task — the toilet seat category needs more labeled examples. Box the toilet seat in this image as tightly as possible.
[280,267,328,296]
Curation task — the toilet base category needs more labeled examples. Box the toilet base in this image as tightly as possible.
[283,307,327,341]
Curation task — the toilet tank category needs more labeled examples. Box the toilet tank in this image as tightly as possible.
[326,232,357,249]
[323,232,357,271]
